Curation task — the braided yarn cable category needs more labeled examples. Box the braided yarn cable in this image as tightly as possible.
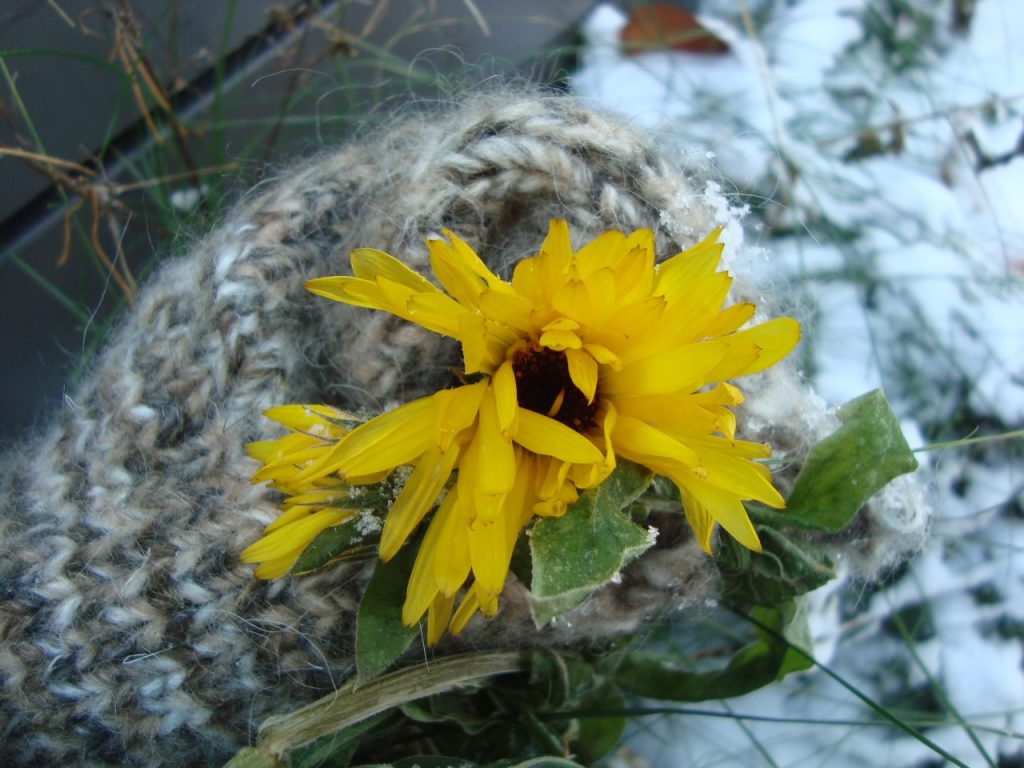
[0,90,926,765]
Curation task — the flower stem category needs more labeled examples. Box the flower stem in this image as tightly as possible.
[222,650,529,767]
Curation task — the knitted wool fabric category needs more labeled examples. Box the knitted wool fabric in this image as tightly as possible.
[0,90,927,766]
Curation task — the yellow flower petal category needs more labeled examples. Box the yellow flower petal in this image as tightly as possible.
[513,409,604,463]
[433,381,487,452]
[538,329,582,351]
[679,486,715,554]
[612,413,700,467]
[697,302,756,339]
[472,388,516,523]
[431,493,472,597]
[304,275,384,310]
[662,272,732,335]
[428,238,487,309]
[427,591,456,647]
[653,227,724,297]
[537,218,573,287]
[615,394,718,437]
[477,589,499,617]
[543,317,581,332]
[511,256,543,303]
[565,348,598,403]
[478,288,535,333]
[601,341,726,397]
[533,457,579,517]
[680,477,762,552]
[468,517,512,600]
[246,439,282,464]
[492,361,519,435]
[443,229,506,288]
[379,444,461,561]
[590,295,667,359]
[449,584,482,636]
[262,403,354,434]
[458,314,509,374]
[613,231,656,304]
[402,492,456,626]
[264,489,350,531]
[698,447,786,508]
[682,433,773,460]
[350,247,439,293]
[573,228,626,275]
[569,400,617,489]
[706,317,801,381]
[242,507,351,578]
[404,290,468,337]
[260,504,319,535]
[552,270,616,329]
[252,444,328,483]
[295,396,435,482]
[582,342,622,369]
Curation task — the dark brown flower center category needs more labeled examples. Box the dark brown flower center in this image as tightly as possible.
[512,345,598,432]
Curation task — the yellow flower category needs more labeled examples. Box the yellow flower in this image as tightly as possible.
[246,220,800,644]
[241,404,363,579]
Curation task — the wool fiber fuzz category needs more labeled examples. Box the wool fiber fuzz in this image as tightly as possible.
[0,89,927,765]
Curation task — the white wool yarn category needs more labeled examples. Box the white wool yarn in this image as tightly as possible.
[0,88,927,766]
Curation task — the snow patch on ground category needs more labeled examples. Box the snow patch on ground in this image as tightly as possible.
[573,0,1024,764]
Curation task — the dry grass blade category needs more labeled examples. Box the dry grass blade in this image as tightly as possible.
[110,1,199,184]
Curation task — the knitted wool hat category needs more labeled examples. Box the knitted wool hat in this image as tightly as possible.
[0,89,928,766]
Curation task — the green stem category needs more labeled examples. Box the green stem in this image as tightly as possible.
[6,250,89,323]
[222,650,528,767]
[741,611,971,768]
[914,427,1024,453]
[0,57,47,152]
[888,597,996,767]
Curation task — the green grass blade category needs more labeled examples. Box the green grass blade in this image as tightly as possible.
[5,250,90,323]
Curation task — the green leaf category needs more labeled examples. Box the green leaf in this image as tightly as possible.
[574,680,626,763]
[716,522,835,607]
[290,713,389,768]
[293,518,379,575]
[508,535,532,589]
[785,389,918,532]
[399,688,495,736]
[529,461,654,627]
[615,601,812,702]
[356,537,420,682]
[528,648,603,711]
[483,759,586,768]
[390,757,481,768]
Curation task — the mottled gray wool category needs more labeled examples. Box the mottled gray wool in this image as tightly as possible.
[0,89,928,765]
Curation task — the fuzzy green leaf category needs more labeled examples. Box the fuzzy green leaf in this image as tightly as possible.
[716,522,835,607]
[293,517,379,575]
[355,538,420,682]
[615,601,812,702]
[785,389,918,532]
[529,461,654,627]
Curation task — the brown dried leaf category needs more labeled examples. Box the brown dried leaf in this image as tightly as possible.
[621,5,729,55]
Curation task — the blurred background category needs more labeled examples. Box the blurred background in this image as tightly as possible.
[2,1,1022,766]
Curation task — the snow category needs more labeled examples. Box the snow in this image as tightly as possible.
[572,0,1024,764]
